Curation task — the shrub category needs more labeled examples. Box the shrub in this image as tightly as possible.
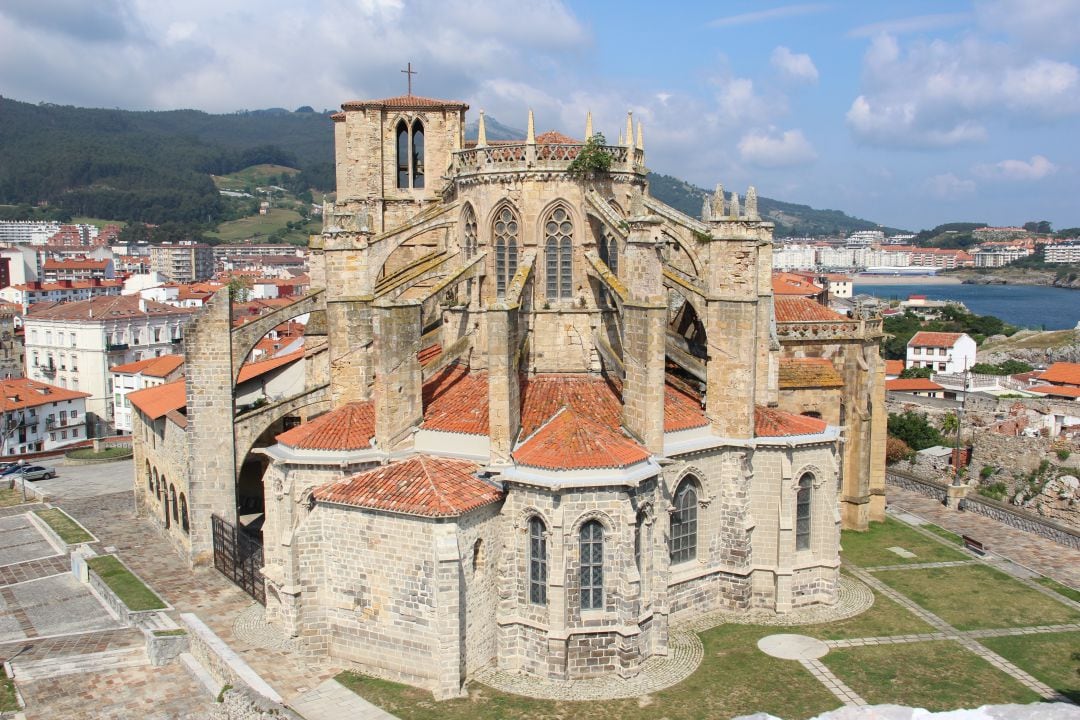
[979,465,997,480]
[978,481,1008,501]
[567,133,613,178]
[1056,449,1071,461]
[885,436,913,464]
[887,411,943,451]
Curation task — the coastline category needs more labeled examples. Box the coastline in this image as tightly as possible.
[852,274,963,286]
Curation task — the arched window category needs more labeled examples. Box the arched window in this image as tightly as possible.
[472,539,483,574]
[580,520,604,610]
[411,121,425,188]
[604,232,619,277]
[162,478,170,528]
[494,206,520,299]
[670,479,698,564]
[462,205,477,259]
[180,493,189,534]
[152,468,159,499]
[528,516,547,605]
[796,473,813,551]
[170,484,178,523]
[395,120,410,188]
[145,461,152,492]
[544,208,573,300]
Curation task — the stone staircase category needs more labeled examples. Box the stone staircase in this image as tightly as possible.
[10,646,148,682]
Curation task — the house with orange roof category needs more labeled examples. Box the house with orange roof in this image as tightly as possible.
[885,377,945,398]
[0,377,90,455]
[906,331,976,374]
[1028,362,1080,402]
[110,354,185,433]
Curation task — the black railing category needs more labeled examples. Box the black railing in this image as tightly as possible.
[211,514,266,604]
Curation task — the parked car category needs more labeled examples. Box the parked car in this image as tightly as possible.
[16,465,55,481]
[0,463,24,477]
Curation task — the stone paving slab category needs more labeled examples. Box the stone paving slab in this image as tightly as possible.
[887,486,1080,588]
[2,574,119,642]
[291,678,398,720]
[0,627,143,664]
[0,516,58,565]
[0,554,73,586]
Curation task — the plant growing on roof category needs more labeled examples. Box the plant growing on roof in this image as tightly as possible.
[567,133,612,179]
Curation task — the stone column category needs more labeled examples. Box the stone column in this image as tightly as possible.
[323,229,375,404]
[487,305,521,467]
[184,290,236,566]
[374,302,423,450]
[432,526,466,699]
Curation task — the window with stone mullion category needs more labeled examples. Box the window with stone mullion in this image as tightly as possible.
[580,521,603,610]
[670,480,698,564]
[529,517,547,605]
[494,206,519,299]
[796,473,812,551]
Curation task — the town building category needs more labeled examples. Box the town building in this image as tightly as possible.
[23,296,195,436]
[906,331,977,374]
[41,257,115,282]
[0,279,123,313]
[130,93,886,698]
[109,354,185,433]
[972,246,1032,267]
[150,243,215,283]
[885,377,945,398]
[0,377,89,455]
[1029,362,1080,401]
[0,221,61,246]
[1044,244,1080,264]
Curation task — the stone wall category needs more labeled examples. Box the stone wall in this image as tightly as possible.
[133,408,192,561]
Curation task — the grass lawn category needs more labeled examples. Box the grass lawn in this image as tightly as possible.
[71,216,126,229]
[337,624,841,720]
[875,564,1080,630]
[822,640,1040,710]
[0,487,30,508]
[66,447,132,460]
[921,523,964,545]
[208,207,302,243]
[840,517,969,567]
[981,631,1080,703]
[211,163,300,189]
[86,555,167,612]
[1034,577,1080,604]
[0,674,17,712]
[34,508,93,544]
[794,590,935,640]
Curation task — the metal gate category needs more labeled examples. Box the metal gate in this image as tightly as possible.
[211,514,266,605]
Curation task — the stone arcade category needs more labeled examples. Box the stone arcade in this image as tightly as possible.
[130,91,886,699]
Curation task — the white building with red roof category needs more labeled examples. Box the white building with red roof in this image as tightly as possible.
[906,331,976,374]
[0,377,90,455]
[110,354,185,432]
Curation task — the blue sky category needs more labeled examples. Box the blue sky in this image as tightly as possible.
[1,0,1078,232]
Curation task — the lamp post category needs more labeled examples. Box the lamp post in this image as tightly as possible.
[948,362,969,509]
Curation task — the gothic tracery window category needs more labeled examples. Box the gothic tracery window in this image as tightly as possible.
[396,118,425,189]
[463,205,477,258]
[528,516,547,605]
[796,473,813,551]
[494,206,520,299]
[580,520,604,610]
[670,478,698,564]
[544,207,573,300]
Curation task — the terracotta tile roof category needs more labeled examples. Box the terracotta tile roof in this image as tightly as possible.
[772,272,823,296]
[886,378,944,392]
[236,349,304,384]
[663,380,708,432]
[1028,384,1080,399]
[519,374,622,438]
[908,331,966,348]
[754,406,828,437]
[422,364,490,435]
[1038,362,1080,387]
[773,296,846,322]
[417,343,442,366]
[885,360,905,376]
[127,379,187,420]
[110,354,184,378]
[314,456,501,518]
[0,378,89,412]
[513,407,650,470]
[25,295,193,321]
[43,258,110,270]
[535,130,579,144]
[341,95,468,110]
[778,358,844,389]
[275,401,375,451]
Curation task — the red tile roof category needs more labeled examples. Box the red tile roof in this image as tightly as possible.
[513,407,650,470]
[110,354,184,378]
[1028,384,1080,399]
[535,130,579,144]
[908,331,966,348]
[275,402,375,451]
[773,297,846,322]
[663,381,709,432]
[417,343,442,366]
[1038,362,1080,387]
[422,364,490,435]
[772,272,823,296]
[43,258,111,270]
[886,378,944,392]
[127,379,187,420]
[314,456,501,518]
[236,349,305,384]
[519,374,623,438]
[885,359,905,376]
[778,358,844,389]
[754,406,828,437]
[0,379,89,412]
[341,95,468,110]
[26,295,193,321]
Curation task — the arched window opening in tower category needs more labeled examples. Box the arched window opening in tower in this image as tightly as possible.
[796,473,813,551]
[528,516,547,605]
[411,120,425,188]
[580,520,604,610]
[671,479,698,564]
[395,120,409,189]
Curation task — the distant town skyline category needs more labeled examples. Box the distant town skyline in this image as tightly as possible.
[1,0,1078,231]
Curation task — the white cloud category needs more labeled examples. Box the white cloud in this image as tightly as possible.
[770,46,818,84]
[845,33,1080,147]
[848,12,970,38]
[973,155,1058,181]
[923,173,976,198]
[976,0,1080,52]
[709,4,831,28]
[737,128,817,167]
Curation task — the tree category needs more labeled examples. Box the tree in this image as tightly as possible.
[887,411,943,451]
[900,367,933,379]
[940,412,959,437]
[567,133,613,178]
[227,276,253,302]
[1023,220,1053,234]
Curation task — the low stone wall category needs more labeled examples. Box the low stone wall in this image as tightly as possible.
[146,629,189,666]
[886,469,1080,550]
[180,613,284,706]
[210,686,304,720]
[64,449,134,465]
[86,555,171,628]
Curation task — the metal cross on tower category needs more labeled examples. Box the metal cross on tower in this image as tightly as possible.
[401,62,417,96]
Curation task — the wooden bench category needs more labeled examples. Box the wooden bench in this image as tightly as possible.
[962,535,986,555]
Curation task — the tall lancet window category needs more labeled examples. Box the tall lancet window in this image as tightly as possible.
[796,473,813,551]
[544,207,573,300]
[396,118,425,189]
[580,520,604,610]
[411,121,425,188]
[396,120,410,188]
[528,516,548,605]
[463,205,477,258]
[494,206,519,299]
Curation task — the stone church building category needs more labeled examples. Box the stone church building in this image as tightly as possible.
[129,91,886,699]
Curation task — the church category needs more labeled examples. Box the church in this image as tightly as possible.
[129,88,886,700]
